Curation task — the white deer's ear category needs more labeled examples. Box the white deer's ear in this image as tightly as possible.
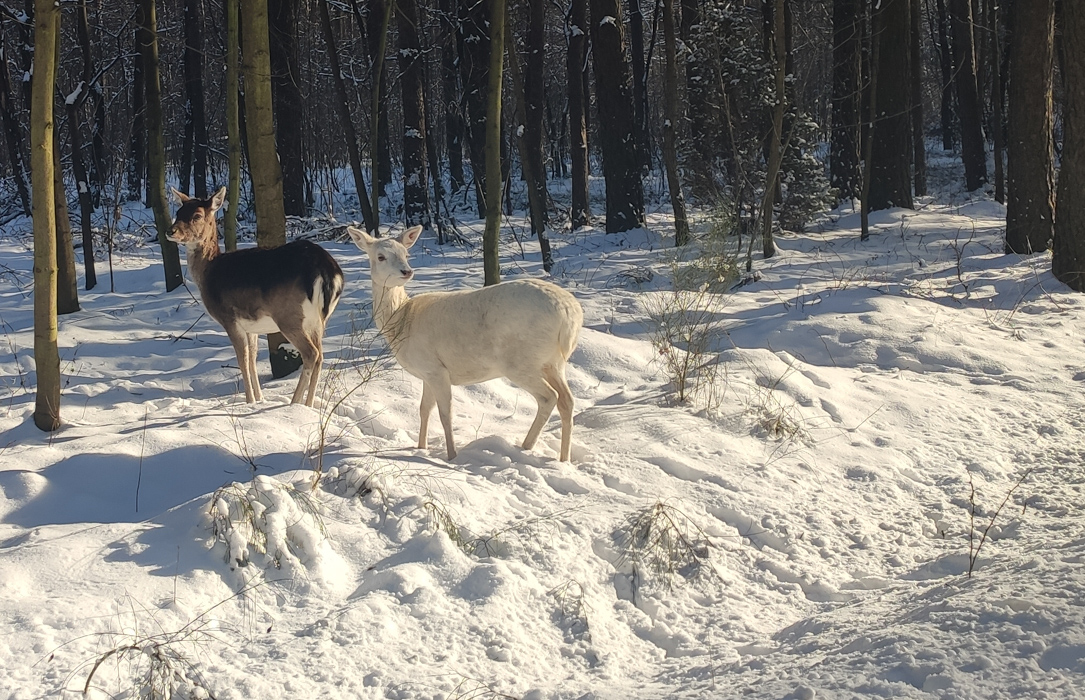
[399,225,423,249]
[170,188,190,205]
[208,186,227,213]
[347,226,376,250]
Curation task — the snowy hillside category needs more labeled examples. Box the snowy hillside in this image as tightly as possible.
[1,186,1084,699]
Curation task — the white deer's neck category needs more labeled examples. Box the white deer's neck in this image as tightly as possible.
[372,282,410,339]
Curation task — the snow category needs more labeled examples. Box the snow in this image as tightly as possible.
[65,82,84,106]
[1,166,1084,699]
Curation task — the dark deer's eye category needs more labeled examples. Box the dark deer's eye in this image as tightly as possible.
[377,255,386,262]
[192,213,203,221]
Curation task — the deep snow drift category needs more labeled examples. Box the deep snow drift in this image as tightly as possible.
[1,180,1083,699]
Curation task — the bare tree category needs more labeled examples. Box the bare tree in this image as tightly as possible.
[566,0,591,228]
[1053,0,1085,290]
[661,0,689,245]
[950,0,987,191]
[868,0,913,212]
[397,0,432,231]
[831,0,861,203]
[484,0,507,285]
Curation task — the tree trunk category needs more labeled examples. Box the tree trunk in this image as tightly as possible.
[868,0,914,211]
[0,17,31,216]
[933,0,956,151]
[183,0,208,198]
[318,0,377,232]
[506,8,553,270]
[1005,0,1055,254]
[628,0,649,172]
[73,0,102,208]
[269,0,306,215]
[525,0,550,195]
[682,0,715,200]
[1053,0,1085,290]
[128,23,146,203]
[950,0,988,191]
[225,0,241,251]
[460,0,492,218]
[397,0,432,231]
[989,0,1005,204]
[589,0,645,233]
[910,0,927,197]
[567,0,590,228]
[53,121,79,315]
[365,0,394,196]
[831,0,862,202]
[662,0,690,246]
[66,94,97,291]
[138,0,184,292]
[439,0,465,193]
[761,0,786,258]
[484,0,507,286]
[31,0,61,431]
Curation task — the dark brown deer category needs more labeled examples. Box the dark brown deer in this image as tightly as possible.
[168,187,344,406]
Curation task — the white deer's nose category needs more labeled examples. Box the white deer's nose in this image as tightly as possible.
[402,269,414,280]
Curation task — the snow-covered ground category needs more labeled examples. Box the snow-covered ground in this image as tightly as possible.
[1,173,1083,699]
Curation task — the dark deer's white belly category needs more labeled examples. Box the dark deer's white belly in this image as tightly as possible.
[237,315,281,334]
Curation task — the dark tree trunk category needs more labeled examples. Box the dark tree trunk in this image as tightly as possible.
[270,0,306,215]
[682,0,715,200]
[868,0,914,211]
[933,0,956,151]
[989,0,1005,203]
[628,0,649,172]
[831,0,862,202]
[662,0,689,246]
[567,0,591,228]
[0,17,30,216]
[525,0,550,194]
[507,9,553,270]
[128,26,146,202]
[950,0,988,191]
[66,94,97,290]
[1053,0,1085,290]
[397,0,432,230]
[183,0,208,198]
[910,0,927,197]
[439,0,465,192]
[74,0,105,207]
[459,0,491,217]
[361,0,393,196]
[589,0,645,233]
[1005,0,1055,254]
[317,0,377,232]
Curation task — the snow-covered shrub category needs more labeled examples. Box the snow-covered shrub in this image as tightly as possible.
[616,501,716,597]
[208,476,327,573]
[779,112,837,232]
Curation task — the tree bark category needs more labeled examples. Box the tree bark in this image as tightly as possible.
[567,0,590,228]
[662,0,689,246]
[365,0,394,195]
[138,0,184,292]
[66,93,97,291]
[225,0,241,251]
[589,0,645,233]
[910,0,927,197]
[933,0,956,151]
[868,0,914,211]
[0,17,31,216]
[318,0,377,232]
[682,0,715,200]
[31,0,61,431]
[183,0,209,198]
[484,0,507,286]
[989,0,1005,204]
[53,119,79,315]
[761,0,786,258]
[628,0,649,172]
[397,0,432,231]
[950,0,988,191]
[128,22,146,202]
[269,0,306,215]
[439,0,465,192]
[1053,0,1085,290]
[1005,0,1055,254]
[525,0,550,194]
[831,0,862,202]
[507,8,553,270]
[460,0,492,218]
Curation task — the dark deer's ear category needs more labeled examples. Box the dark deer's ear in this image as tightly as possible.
[208,186,227,213]
[170,188,191,205]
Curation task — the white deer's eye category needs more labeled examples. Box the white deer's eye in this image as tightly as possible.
[377,255,386,262]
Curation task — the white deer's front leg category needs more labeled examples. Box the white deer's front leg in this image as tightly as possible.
[228,330,256,403]
[418,382,436,449]
[429,372,456,460]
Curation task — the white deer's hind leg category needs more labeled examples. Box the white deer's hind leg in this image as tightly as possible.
[229,330,256,403]
[246,334,263,401]
[515,372,559,452]
[544,364,575,462]
[418,383,436,449]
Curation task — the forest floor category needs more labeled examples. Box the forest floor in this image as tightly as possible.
[1,159,1083,699]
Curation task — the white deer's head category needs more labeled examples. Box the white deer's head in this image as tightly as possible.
[347,225,422,288]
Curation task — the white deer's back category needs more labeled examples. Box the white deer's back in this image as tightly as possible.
[391,279,582,386]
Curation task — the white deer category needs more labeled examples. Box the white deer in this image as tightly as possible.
[348,225,583,461]
[168,187,344,406]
